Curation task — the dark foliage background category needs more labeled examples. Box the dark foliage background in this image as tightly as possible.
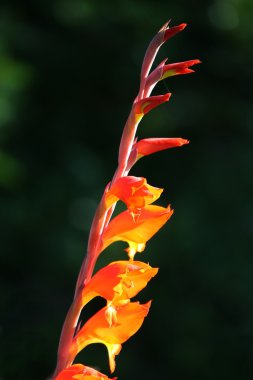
[1,0,252,379]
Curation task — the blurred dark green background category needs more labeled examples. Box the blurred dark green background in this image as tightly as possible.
[1,0,252,379]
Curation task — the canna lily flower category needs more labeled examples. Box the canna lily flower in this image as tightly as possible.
[70,301,151,373]
[81,260,158,307]
[55,363,116,380]
[101,204,174,259]
[105,176,163,216]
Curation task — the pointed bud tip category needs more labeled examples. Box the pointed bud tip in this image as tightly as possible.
[179,23,187,30]
[163,23,187,42]
[187,59,201,66]
[185,68,195,74]
[162,21,187,32]
[181,138,190,145]
[160,20,170,31]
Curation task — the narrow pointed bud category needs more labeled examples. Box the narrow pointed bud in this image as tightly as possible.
[134,137,189,159]
[134,93,171,116]
[139,22,187,97]
[145,59,201,95]
[161,59,201,79]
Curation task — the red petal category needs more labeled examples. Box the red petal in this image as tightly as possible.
[163,23,187,42]
[134,137,189,157]
[55,364,116,380]
[134,93,171,115]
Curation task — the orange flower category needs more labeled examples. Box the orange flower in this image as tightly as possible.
[101,205,173,259]
[82,260,158,307]
[55,364,116,380]
[70,302,151,373]
[105,176,163,216]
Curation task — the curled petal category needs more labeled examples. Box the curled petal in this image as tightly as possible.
[101,205,173,259]
[105,176,163,214]
[133,137,189,159]
[55,364,116,380]
[82,260,158,306]
[70,302,151,373]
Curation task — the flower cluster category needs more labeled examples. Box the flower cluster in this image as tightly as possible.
[53,21,200,380]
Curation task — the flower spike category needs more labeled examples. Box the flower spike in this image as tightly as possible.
[52,21,199,380]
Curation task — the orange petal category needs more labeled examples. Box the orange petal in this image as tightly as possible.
[101,205,173,259]
[82,261,158,306]
[55,364,116,380]
[112,261,158,303]
[105,176,163,214]
[70,302,151,372]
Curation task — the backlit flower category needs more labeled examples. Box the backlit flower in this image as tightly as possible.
[101,205,173,259]
[70,302,151,373]
[105,176,163,216]
[82,260,158,307]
